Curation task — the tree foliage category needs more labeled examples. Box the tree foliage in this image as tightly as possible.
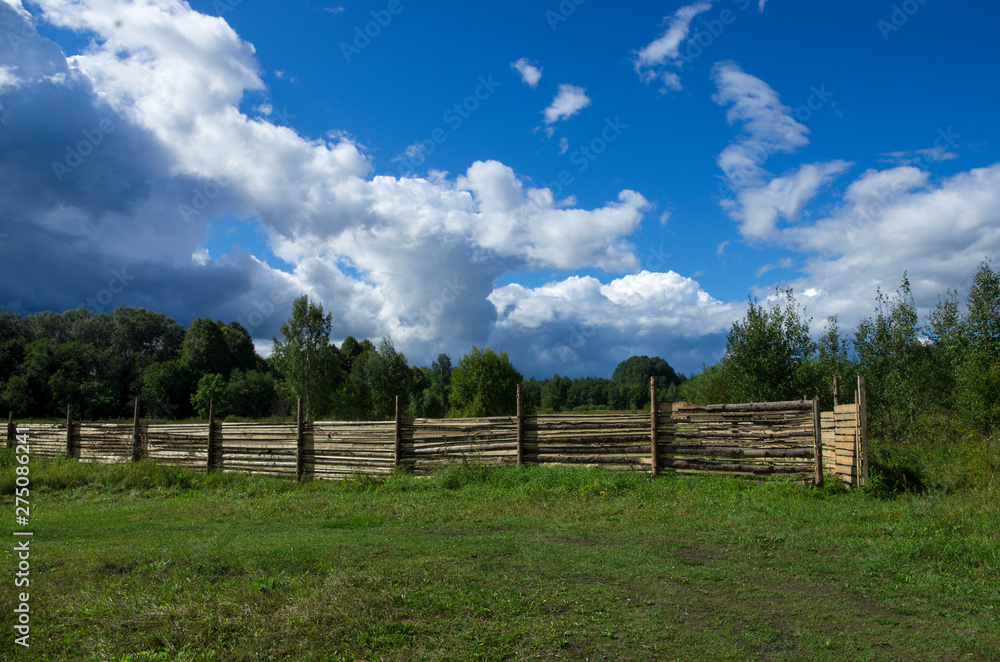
[348,338,412,420]
[182,318,231,378]
[854,276,920,441]
[609,356,681,410]
[270,296,342,420]
[190,374,226,419]
[3,263,998,442]
[811,316,858,410]
[223,369,277,419]
[679,264,1000,440]
[678,362,731,405]
[430,353,452,411]
[541,375,571,411]
[0,308,183,418]
[142,360,196,419]
[450,346,522,417]
[724,288,815,403]
[957,261,1000,433]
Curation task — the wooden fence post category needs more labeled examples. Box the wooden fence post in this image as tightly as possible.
[650,376,659,476]
[812,398,824,487]
[131,398,142,462]
[833,377,840,407]
[207,399,216,472]
[296,398,305,481]
[516,384,525,465]
[6,411,13,448]
[394,395,403,469]
[65,404,74,458]
[858,375,868,486]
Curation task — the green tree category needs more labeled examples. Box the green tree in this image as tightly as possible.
[910,290,964,418]
[417,389,447,418]
[271,295,342,420]
[449,346,522,417]
[430,353,452,411]
[609,356,680,410]
[329,337,372,420]
[409,366,445,418]
[854,276,920,441]
[0,317,28,411]
[724,288,815,404]
[224,369,277,418]
[964,261,1000,347]
[46,341,99,417]
[521,378,542,414]
[0,311,27,345]
[567,377,611,409]
[17,339,58,415]
[348,337,411,419]
[113,308,185,361]
[10,308,181,417]
[410,365,431,400]
[25,311,70,343]
[107,308,185,414]
[809,316,858,409]
[1,376,32,416]
[678,362,732,405]
[62,309,113,348]
[957,261,1000,433]
[338,336,364,374]
[191,374,227,419]
[0,339,26,385]
[182,318,232,378]
[141,360,196,419]
[541,374,570,411]
[222,322,262,373]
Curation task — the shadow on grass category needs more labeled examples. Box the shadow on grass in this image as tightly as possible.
[864,441,927,498]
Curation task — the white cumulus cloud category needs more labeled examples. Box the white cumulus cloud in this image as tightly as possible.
[758,166,1000,334]
[0,0,663,376]
[489,271,742,376]
[511,57,542,88]
[634,1,714,91]
[725,160,853,240]
[543,83,591,124]
[710,63,852,241]
[712,61,811,185]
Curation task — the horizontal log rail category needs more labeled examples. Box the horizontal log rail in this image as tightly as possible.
[7,378,866,486]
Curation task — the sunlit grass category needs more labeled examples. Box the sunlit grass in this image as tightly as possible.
[0,449,997,661]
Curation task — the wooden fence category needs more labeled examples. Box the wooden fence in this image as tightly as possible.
[657,401,817,478]
[820,376,869,486]
[6,377,869,487]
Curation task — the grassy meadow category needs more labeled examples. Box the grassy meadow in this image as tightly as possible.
[0,437,998,661]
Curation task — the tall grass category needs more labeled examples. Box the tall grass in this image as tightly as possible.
[866,411,999,501]
[921,430,1000,494]
[379,462,663,497]
[0,449,680,503]
[0,449,299,497]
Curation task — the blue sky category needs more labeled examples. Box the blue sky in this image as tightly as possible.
[1,0,998,378]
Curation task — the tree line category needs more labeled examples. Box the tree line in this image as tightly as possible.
[0,295,684,421]
[680,261,1000,440]
[523,356,683,413]
[4,260,993,437]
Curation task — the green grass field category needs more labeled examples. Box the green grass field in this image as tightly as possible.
[1,447,998,661]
